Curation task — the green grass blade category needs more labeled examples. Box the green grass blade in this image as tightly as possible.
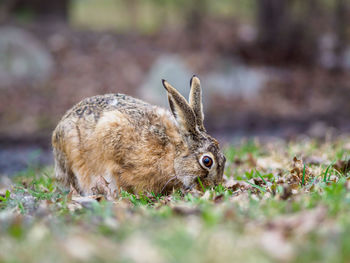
[255,170,267,184]
[302,164,306,185]
[197,177,205,192]
[323,163,333,182]
[245,180,267,193]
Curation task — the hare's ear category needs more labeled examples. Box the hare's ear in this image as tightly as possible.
[162,79,198,136]
[189,75,205,131]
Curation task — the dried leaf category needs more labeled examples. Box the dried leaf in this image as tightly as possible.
[171,204,200,216]
[289,157,312,184]
[253,177,264,186]
[187,189,202,198]
[67,195,103,211]
[278,185,293,200]
[214,194,224,203]
[234,157,244,166]
[333,159,350,174]
[223,177,240,191]
[328,175,338,183]
[91,176,116,200]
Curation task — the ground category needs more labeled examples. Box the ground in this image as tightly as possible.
[0,136,350,263]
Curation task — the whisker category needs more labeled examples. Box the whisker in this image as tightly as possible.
[161,175,177,194]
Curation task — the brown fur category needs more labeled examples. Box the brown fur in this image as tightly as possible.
[189,76,205,131]
[52,77,226,196]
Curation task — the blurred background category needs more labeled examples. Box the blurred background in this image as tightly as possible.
[0,0,349,175]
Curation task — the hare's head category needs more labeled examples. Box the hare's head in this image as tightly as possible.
[162,76,226,191]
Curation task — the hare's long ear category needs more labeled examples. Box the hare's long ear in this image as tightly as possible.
[189,75,205,131]
[162,79,198,136]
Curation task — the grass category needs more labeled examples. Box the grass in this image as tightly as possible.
[0,136,350,262]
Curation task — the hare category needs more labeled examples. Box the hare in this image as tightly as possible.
[52,76,226,196]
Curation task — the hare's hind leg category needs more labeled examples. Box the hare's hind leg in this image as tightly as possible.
[53,148,81,194]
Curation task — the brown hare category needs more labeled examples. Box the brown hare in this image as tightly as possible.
[52,76,226,197]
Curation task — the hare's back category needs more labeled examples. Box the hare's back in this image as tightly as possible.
[63,93,150,122]
[53,93,152,149]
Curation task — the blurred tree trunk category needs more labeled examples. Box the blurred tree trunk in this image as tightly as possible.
[256,0,318,65]
[185,0,208,48]
[334,0,349,71]
[257,0,289,50]
[1,0,70,21]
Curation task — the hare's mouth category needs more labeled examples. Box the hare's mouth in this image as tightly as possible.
[160,175,182,193]
[178,175,197,190]
[184,184,196,191]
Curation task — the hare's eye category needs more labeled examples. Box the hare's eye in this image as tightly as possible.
[202,156,213,168]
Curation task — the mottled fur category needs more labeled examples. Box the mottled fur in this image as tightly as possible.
[52,76,226,196]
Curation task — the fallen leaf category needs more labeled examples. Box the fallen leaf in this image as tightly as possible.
[289,157,312,185]
[223,177,240,191]
[214,194,224,203]
[67,195,104,211]
[234,157,244,166]
[253,177,264,186]
[91,176,115,200]
[171,204,200,216]
[329,175,338,183]
[187,188,203,198]
[278,185,293,200]
[333,159,350,174]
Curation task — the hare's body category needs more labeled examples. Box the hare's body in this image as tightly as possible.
[52,77,226,196]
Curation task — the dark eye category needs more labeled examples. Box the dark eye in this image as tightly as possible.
[202,156,213,168]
